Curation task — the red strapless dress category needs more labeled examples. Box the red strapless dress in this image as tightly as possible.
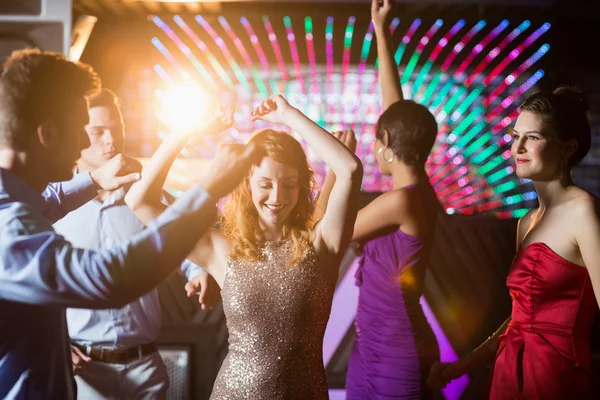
[489,242,598,399]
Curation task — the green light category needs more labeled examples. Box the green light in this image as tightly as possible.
[512,208,529,218]
[455,121,486,148]
[402,52,421,85]
[422,73,442,104]
[360,34,373,60]
[343,23,355,48]
[478,154,504,175]
[441,86,467,116]
[451,85,484,122]
[304,16,313,33]
[488,169,509,184]
[472,143,499,164]
[325,19,334,35]
[464,133,492,157]
[430,80,455,110]
[503,194,524,205]
[453,107,484,139]
[391,43,407,67]
[494,180,517,194]
[412,60,433,98]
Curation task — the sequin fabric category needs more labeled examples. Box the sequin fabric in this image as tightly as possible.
[210,239,335,400]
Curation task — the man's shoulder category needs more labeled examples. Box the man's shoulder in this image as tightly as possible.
[0,201,53,236]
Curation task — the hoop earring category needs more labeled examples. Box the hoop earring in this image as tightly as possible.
[378,147,394,163]
[558,156,565,183]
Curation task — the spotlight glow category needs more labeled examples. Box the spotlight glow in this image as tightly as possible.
[156,82,212,133]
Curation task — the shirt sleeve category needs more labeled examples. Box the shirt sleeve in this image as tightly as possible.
[0,186,216,309]
[43,172,98,223]
[179,260,207,281]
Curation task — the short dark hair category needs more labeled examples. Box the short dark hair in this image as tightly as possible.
[520,86,591,166]
[375,100,438,166]
[0,48,101,150]
[88,88,120,109]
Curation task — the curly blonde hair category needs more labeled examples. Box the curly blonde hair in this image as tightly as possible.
[221,129,316,264]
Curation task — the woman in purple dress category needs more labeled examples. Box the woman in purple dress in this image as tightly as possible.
[319,1,441,398]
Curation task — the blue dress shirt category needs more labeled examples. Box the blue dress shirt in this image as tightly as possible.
[0,168,215,399]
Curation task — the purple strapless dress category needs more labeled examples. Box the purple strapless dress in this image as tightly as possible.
[346,229,439,399]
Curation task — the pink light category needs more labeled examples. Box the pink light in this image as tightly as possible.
[429,20,465,65]
[262,16,289,81]
[349,22,375,132]
[415,19,442,53]
[325,17,335,121]
[441,21,485,71]
[284,17,305,94]
[483,25,549,87]
[240,17,275,91]
[340,16,356,129]
[456,20,509,76]
[488,63,546,119]
[304,17,319,99]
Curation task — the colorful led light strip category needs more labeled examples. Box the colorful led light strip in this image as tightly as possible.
[487,46,548,119]
[325,16,335,125]
[194,15,254,98]
[218,16,270,97]
[339,16,356,129]
[172,16,237,89]
[304,17,320,104]
[412,20,464,99]
[262,16,289,81]
[151,16,550,219]
[402,19,443,87]
[151,37,190,80]
[456,20,511,76]
[465,20,531,88]
[349,20,376,132]
[240,16,280,94]
[154,64,171,82]
[152,17,217,89]
[422,20,486,107]
[428,20,508,115]
[283,16,305,94]
[483,23,550,86]
[358,18,403,157]
[394,18,421,66]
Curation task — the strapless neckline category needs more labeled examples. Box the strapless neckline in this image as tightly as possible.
[519,241,585,268]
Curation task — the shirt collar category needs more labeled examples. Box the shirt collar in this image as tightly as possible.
[0,167,48,213]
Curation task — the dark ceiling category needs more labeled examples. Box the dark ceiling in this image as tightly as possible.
[73,0,600,19]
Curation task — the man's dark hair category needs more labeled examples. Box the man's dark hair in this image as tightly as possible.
[0,48,101,150]
[88,88,120,110]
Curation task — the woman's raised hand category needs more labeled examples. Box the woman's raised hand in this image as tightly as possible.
[251,95,293,125]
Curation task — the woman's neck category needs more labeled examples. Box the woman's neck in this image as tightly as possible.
[259,223,285,242]
[532,175,573,208]
[389,162,428,190]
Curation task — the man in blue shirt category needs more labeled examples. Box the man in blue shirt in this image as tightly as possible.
[54,88,220,399]
[0,49,259,399]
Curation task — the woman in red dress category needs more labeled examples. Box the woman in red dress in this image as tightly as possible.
[428,87,599,399]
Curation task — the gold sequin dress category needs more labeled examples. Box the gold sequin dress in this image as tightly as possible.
[210,239,335,400]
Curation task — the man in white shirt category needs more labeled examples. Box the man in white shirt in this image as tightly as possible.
[54,89,220,399]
